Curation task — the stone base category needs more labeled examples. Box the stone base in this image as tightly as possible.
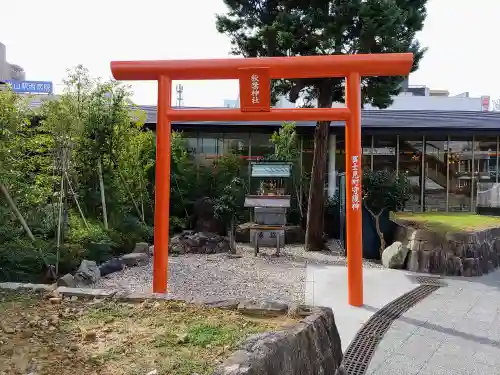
[236,222,305,244]
[393,221,500,276]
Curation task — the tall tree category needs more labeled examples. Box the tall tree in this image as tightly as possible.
[216,0,427,250]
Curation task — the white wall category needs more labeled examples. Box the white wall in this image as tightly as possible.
[364,95,483,111]
[275,94,484,111]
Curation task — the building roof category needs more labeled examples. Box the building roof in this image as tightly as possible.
[28,100,500,129]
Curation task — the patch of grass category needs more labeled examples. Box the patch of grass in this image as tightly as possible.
[393,212,500,233]
[0,292,294,375]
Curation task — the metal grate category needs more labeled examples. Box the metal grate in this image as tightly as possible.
[415,276,448,287]
[341,284,440,374]
[406,274,448,287]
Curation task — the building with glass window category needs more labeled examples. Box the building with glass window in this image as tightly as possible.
[28,81,500,213]
[137,105,500,213]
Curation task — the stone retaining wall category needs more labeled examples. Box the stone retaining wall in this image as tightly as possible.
[393,221,500,276]
[0,283,344,375]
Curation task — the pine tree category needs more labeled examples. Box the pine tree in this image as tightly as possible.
[216,0,427,250]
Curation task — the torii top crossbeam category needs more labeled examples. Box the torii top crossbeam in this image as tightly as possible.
[110,53,413,307]
[111,53,413,80]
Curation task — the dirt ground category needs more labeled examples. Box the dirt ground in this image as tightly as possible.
[0,291,294,375]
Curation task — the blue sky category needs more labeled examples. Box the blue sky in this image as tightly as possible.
[1,0,499,106]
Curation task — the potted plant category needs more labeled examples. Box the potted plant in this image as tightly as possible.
[362,170,412,258]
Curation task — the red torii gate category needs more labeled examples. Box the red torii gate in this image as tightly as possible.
[111,53,413,307]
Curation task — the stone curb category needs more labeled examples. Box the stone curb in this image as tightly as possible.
[0,283,318,318]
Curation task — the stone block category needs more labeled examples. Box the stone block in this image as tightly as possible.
[74,259,100,285]
[381,241,409,269]
[55,287,116,298]
[395,220,500,276]
[57,273,76,287]
[0,282,55,293]
[132,242,149,254]
[120,253,149,267]
[212,307,343,375]
[237,300,288,317]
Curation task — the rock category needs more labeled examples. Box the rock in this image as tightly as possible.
[169,232,230,255]
[212,307,343,375]
[176,333,189,344]
[149,245,154,255]
[99,258,124,277]
[204,299,240,310]
[133,242,149,254]
[381,241,409,269]
[57,273,76,287]
[237,300,288,317]
[49,297,62,305]
[121,253,149,267]
[393,220,500,276]
[74,260,100,285]
[287,304,314,318]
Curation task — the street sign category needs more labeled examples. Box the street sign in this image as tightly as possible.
[6,80,53,94]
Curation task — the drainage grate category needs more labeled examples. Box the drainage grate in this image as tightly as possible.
[341,284,440,375]
[406,274,448,287]
[414,276,448,287]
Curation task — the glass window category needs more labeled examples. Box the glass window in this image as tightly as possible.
[223,133,249,156]
[447,136,474,212]
[250,132,274,160]
[398,135,424,212]
[372,135,397,172]
[183,131,198,158]
[423,137,448,212]
[335,133,371,171]
[472,136,498,210]
[198,132,223,165]
[361,135,372,171]
[249,132,275,194]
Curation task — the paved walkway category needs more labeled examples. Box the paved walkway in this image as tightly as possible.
[306,265,500,374]
[368,271,500,375]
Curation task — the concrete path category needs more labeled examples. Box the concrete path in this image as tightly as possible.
[368,271,500,375]
[306,265,419,351]
[306,265,500,374]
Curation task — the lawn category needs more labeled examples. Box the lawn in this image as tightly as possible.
[393,212,500,233]
[0,292,294,375]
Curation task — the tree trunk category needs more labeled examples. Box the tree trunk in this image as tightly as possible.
[65,171,89,229]
[305,82,334,251]
[55,169,65,276]
[97,158,109,230]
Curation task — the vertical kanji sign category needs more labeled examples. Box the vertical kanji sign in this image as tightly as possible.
[351,155,361,210]
[111,53,413,307]
[239,67,271,112]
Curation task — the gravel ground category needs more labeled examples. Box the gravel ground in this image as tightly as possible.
[92,241,383,304]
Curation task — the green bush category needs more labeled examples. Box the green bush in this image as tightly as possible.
[0,238,54,283]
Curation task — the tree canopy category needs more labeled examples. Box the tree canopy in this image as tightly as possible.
[217,0,427,108]
[216,0,428,250]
